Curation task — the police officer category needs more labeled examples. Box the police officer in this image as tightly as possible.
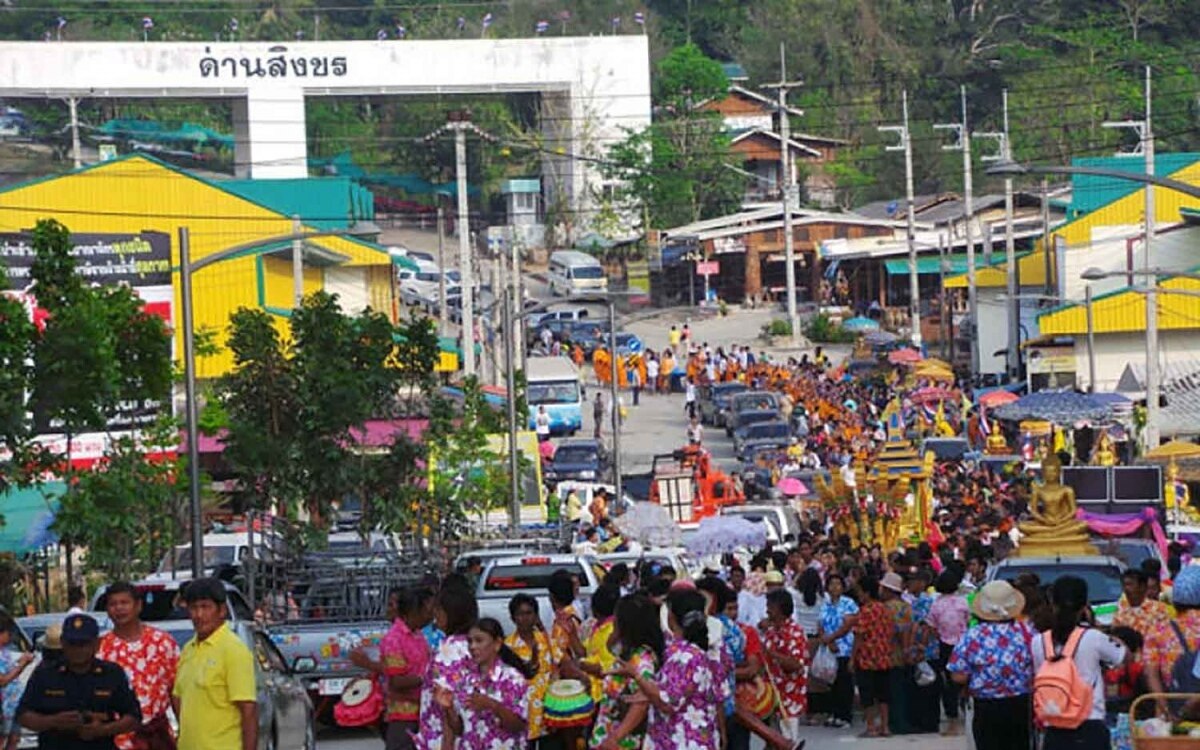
[17,614,140,750]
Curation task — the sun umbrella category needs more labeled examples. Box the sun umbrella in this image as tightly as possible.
[979,390,1019,408]
[914,366,955,382]
[993,390,1112,424]
[685,515,767,556]
[888,348,923,365]
[1144,440,1200,460]
[776,476,810,496]
[842,316,881,332]
[613,501,680,548]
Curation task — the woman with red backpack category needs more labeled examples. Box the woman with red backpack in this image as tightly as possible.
[1031,576,1127,750]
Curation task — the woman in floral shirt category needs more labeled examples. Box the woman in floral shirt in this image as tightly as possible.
[436,617,533,750]
[761,589,810,745]
[853,576,896,738]
[414,582,477,750]
[590,594,662,750]
[615,589,728,750]
[815,573,858,728]
[504,593,559,744]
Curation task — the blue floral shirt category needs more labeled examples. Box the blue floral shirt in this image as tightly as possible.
[946,621,1034,699]
[911,593,939,661]
[818,595,859,657]
[0,648,23,723]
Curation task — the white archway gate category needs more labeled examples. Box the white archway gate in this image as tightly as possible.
[0,36,651,220]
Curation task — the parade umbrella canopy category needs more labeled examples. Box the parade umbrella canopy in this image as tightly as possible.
[685,515,767,556]
[993,390,1112,424]
[842,316,882,332]
[914,365,955,382]
[613,501,680,548]
[909,386,955,405]
[979,389,1019,408]
[888,348,923,365]
[1144,440,1200,460]
[865,330,898,345]
[777,476,810,497]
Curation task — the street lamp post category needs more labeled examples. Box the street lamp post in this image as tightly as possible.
[178,225,369,580]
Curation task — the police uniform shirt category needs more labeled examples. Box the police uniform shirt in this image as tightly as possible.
[17,658,141,750]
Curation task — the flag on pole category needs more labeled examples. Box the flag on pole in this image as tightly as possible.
[634,11,645,25]
[979,405,991,437]
[229,18,239,33]
[56,16,67,30]
[395,24,407,39]
[456,16,466,32]
[142,16,154,30]
[482,13,493,29]
[535,20,549,34]
[611,16,621,31]
[558,10,570,34]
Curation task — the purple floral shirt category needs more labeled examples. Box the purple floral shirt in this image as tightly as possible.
[413,634,472,750]
[646,640,728,750]
[452,660,529,750]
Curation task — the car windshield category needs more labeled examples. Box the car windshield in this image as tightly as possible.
[415,272,439,282]
[570,266,604,280]
[994,565,1124,605]
[161,545,236,572]
[738,411,776,427]
[1092,540,1156,570]
[748,423,790,439]
[733,394,777,411]
[529,381,580,405]
[555,447,597,464]
[483,563,589,591]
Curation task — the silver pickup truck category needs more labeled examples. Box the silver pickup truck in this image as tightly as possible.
[476,553,605,631]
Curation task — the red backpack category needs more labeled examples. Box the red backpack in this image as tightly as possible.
[1032,628,1093,729]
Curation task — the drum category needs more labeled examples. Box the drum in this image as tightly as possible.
[735,676,776,720]
[333,678,383,727]
[543,679,595,729]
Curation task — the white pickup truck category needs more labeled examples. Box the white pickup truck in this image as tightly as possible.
[475,553,605,631]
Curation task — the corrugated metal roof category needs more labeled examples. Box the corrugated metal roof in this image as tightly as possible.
[1038,274,1200,335]
[1116,359,1200,438]
[220,176,374,231]
[1069,153,1200,217]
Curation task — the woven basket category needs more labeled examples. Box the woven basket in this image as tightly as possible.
[1130,694,1200,750]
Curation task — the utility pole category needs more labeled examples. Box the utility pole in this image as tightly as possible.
[501,288,521,529]
[763,42,803,345]
[511,240,524,372]
[436,206,449,335]
[880,90,919,348]
[1085,284,1096,394]
[607,301,623,504]
[424,112,497,380]
[934,85,978,376]
[1103,66,1158,447]
[492,252,504,385]
[1041,178,1053,297]
[975,94,1016,380]
[67,97,82,169]
[291,214,304,306]
[178,227,205,581]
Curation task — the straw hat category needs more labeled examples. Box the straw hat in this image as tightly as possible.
[971,581,1026,622]
[880,572,904,593]
[764,570,785,586]
[41,625,62,650]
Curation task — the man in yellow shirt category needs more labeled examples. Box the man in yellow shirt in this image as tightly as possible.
[172,578,257,750]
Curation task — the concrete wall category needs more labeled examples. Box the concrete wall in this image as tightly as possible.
[0,37,651,227]
[1073,330,1200,392]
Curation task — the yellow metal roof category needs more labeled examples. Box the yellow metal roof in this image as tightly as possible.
[943,250,1049,289]
[1038,275,1200,335]
[944,159,1200,290]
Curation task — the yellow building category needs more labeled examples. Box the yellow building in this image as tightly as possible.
[0,154,400,378]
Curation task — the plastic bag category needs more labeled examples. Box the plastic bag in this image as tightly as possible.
[811,644,837,684]
[914,660,937,687]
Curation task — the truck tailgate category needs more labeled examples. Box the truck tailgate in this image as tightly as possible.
[267,620,390,698]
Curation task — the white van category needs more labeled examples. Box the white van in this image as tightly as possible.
[548,250,607,296]
[526,355,583,434]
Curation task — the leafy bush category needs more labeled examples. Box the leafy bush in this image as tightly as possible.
[761,318,793,337]
[804,313,857,343]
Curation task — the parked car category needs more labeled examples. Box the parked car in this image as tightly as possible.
[528,307,590,331]
[986,555,1126,625]
[545,438,611,483]
[476,553,605,630]
[699,382,749,426]
[613,332,644,356]
[728,408,780,440]
[733,419,792,460]
[398,261,441,306]
[598,550,701,581]
[92,579,254,624]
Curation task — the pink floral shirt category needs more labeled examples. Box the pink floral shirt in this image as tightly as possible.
[379,618,430,721]
[646,640,727,750]
[413,634,472,750]
[451,660,529,750]
[926,593,970,646]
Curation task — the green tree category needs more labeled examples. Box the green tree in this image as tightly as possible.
[605,44,744,228]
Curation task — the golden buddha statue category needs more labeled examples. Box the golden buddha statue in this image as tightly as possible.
[1091,431,1116,467]
[853,333,871,360]
[985,422,1009,455]
[1016,454,1097,557]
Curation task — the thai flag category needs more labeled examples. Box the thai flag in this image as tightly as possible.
[535,20,549,34]
[979,406,991,437]
[482,13,493,29]
[634,11,645,25]
[229,18,238,32]
[376,28,387,40]
[456,16,467,31]
[1021,433,1034,461]
[922,402,938,423]
[396,24,407,39]
[611,16,621,29]
[56,16,67,30]
[142,16,154,30]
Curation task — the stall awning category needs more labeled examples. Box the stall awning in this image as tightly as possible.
[883,254,976,276]
[0,483,63,554]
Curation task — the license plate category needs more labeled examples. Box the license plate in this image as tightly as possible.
[318,677,350,696]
